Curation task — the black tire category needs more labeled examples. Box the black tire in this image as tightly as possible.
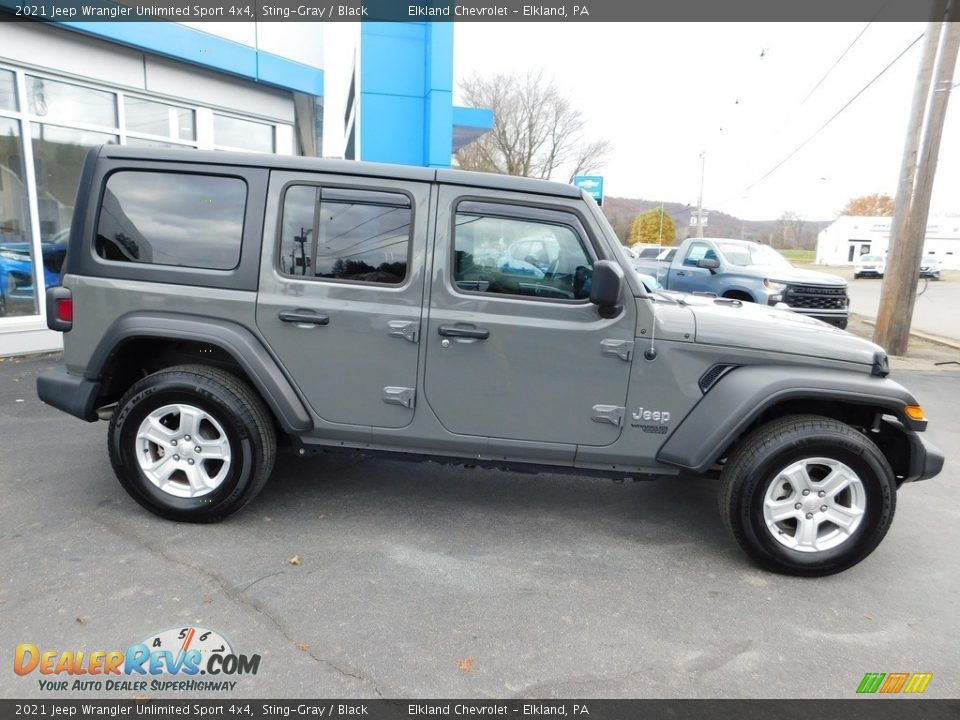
[0,290,6,317]
[108,364,276,522]
[719,415,896,576]
[853,274,860,279]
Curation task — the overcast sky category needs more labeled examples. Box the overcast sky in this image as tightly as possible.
[453,22,959,221]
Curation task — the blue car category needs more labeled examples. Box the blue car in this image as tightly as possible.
[0,234,67,316]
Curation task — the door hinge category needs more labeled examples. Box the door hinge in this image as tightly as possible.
[387,320,419,343]
[383,386,416,409]
[600,339,634,362]
[591,405,625,426]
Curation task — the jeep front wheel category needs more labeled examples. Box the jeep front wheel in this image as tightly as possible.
[719,415,896,576]
[108,365,276,522]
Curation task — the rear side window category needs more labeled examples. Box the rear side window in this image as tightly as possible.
[96,171,247,270]
[279,185,411,285]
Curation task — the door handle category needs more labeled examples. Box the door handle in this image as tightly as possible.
[279,310,330,325]
[437,325,489,340]
[675,270,686,276]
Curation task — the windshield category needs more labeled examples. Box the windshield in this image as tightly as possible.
[717,242,792,268]
[860,255,883,262]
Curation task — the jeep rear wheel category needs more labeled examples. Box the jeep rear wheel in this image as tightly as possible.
[719,415,896,576]
[108,365,276,522]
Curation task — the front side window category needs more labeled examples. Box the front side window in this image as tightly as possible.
[96,171,247,270]
[453,205,594,300]
[279,185,411,285]
[683,242,716,267]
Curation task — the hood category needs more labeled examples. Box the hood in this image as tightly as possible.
[765,266,847,287]
[681,294,880,366]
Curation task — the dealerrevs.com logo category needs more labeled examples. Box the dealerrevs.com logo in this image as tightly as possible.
[14,627,261,692]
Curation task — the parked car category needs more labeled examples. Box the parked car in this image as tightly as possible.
[631,243,669,259]
[0,233,67,316]
[853,254,886,279]
[37,145,943,576]
[633,237,850,328]
[919,258,941,280]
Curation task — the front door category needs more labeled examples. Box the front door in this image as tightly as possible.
[423,189,635,446]
[257,171,430,429]
[668,240,718,294]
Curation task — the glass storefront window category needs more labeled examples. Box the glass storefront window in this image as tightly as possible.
[214,114,274,153]
[0,117,38,317]
[0,70,16,111]
[27,76,116,128]
[125,96,196,141]
[124,137,190,149]
[31,123,117,242]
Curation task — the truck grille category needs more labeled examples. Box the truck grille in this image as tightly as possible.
[783,284,848,310]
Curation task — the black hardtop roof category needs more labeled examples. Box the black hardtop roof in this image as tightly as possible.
[97,145,583,199]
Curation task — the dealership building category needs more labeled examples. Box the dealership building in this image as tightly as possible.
[0,18,493,355]
[815,215,960,269]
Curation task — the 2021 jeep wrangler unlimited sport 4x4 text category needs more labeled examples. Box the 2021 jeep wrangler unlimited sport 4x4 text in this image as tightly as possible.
[37,146,944,576]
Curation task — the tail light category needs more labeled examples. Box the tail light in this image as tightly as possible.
[46,286,73,332]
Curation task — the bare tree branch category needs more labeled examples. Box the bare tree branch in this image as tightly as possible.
[455,71,611,181]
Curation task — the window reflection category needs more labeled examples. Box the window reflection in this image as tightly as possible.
[279,186,411,284]
[125,97,196,141]
[0,70,16,111]
[453,209,594,300]
[214,114,274,152]
[0,118,40,316]
[31,123,116,242]
[27,76,116,128]
[96,172,247,270]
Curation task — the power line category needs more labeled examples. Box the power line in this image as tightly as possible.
[733,32,923,200]
[798,22,873,108]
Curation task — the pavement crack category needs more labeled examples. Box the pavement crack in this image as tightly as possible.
[88,515,386,697]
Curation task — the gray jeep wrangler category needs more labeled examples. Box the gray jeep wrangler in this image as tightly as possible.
[38,146,944,576]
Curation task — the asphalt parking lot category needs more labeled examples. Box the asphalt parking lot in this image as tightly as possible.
[2,354,959,700]
[813,266,960,343]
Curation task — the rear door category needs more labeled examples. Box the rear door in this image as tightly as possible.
[423,188,635,447]
[256,171,430,429]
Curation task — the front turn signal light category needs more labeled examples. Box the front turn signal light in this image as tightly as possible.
[905,405,926,421]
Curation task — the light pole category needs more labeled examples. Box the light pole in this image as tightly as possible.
[696,151,706,238]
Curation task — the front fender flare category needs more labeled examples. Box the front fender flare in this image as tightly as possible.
[656,365,923,473]
[86,313,313,434]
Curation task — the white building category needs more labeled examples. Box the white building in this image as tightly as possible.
[816,215,960,269]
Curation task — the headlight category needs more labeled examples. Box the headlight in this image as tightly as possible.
[763,279,786,292]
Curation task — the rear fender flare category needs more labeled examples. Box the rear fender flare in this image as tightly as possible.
[86,313,313,434]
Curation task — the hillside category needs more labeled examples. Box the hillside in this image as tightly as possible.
[601,196,828,250]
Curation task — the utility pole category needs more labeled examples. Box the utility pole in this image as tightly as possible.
[874,6,958,355]
[696,151,706,238]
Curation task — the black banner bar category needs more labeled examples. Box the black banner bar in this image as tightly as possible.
[0,0,952,22]
[2,700,960,720]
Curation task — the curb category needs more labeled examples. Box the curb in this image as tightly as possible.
[854,315,960,352]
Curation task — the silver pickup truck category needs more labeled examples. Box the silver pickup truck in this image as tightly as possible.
[37,146,941,576]
[633,237,850,328]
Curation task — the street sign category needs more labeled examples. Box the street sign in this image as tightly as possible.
[573,176,604,205]
[689,212,709,227]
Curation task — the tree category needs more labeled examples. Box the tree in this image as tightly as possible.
[841,193,894,216]
[773,211,807,249]
[627,209,676,246]
[454,71,612,182]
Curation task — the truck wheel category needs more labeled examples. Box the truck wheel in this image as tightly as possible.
[719,415,896,576]
[108,364,276,522]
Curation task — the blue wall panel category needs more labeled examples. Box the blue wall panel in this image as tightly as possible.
[359,22,470,168]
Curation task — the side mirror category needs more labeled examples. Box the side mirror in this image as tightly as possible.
[698,257,720,272]
[590,260,624,318]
